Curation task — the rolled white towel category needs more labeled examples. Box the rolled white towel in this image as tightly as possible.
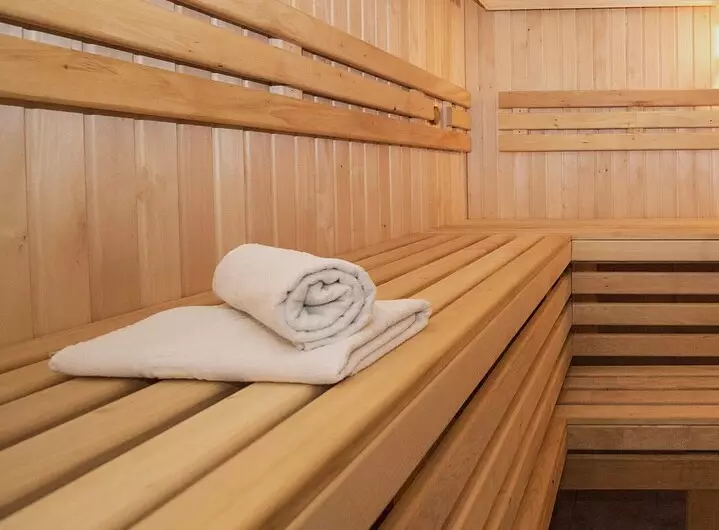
[213,244,375,350]
[49,300,431,385]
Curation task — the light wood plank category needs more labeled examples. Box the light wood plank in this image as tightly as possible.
[0,381,233,516]
[1,384,322,530]
[499,109,719,130]
[445,340,571,530]
[499,88,719,108]
[560,389,719,405]
[0,0,437,119]
[569,365,719,377]
[383,279,571,530]
[338,234,433,262]
[447,107,472,130]
[132,238,570,530]
[567,424,719,451]
[0,36,470,152]
[563,376,719,390]
[0,103,32,347]
[0,378,148,449]
[573,333,719,357]
[178,0,470,106]
[357,235,460,270]
[512,417,567,530]
[557,403,719,424]
[561,453,719,490]
[574,302,719,326]
[377,234,522,300]
[0,362,69,406]
[0,292,219,375]
[572,239,719,261]
[369,235,486,284]
[483,0,715,8]
[500,131,719,152]
[572,271,719,294]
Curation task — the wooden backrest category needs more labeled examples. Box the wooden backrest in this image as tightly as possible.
[0,1,471,350]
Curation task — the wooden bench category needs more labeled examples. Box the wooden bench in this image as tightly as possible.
[0,233,571,529]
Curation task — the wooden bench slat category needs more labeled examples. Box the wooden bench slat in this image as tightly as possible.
[569,365,719,377]
[0,381,233,516]
[356,235,460,270]
[574,302,719,326]
[572,239,719,262]
[337,234,433,262]
[484,384,568,530]
[560,389,719,405]
[377,234,521,301]
[369,235,486,285]
[444,329,571,529]
[557,403,719,424]
[290,270,572,530]
[573,333,719,357]
[383,277,571,530]
[0,362,69,405]
[561,454,719,490]
[417,236,564,313]
[572,271,719,294]
[567,424,719,451]
[0,378,148,450]
[132,238,570,530]
[0,292,220,374]
[512,418,567,530]
[563,376,719,390]
[1,384,323,530]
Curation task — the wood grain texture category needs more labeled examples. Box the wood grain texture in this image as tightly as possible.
[0,36,470,152]
[467,2,719,220]
[0,1,468,345]
[481,0,716,9]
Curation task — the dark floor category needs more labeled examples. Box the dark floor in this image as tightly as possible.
[550,491,685,530]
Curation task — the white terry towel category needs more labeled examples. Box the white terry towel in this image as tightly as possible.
[49,300,431,384]
[213,244,376,350]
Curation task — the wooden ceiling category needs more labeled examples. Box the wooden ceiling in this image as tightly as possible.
[477,0,716,10]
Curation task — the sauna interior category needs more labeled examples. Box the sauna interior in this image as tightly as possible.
[5,0,719,528]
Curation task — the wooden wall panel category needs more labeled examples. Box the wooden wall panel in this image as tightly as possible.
[0,0,467,346]
[467,2,719,220]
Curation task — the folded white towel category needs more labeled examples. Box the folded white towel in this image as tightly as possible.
[213,244,376,350]
[49,300,431,384]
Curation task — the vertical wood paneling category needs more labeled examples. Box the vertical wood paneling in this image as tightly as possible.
[468,2,719,221]
[1,0,467,345]
[84,44,142,320]
[0,21,32,347]
[24,30,92,337]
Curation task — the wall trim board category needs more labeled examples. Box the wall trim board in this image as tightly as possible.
[499,132,719,152]
[480,0,716,10]
[499,109,719,130]
[0,35,470,152]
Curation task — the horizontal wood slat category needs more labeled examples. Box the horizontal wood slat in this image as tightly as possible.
[0,36,469,152]
[573,333,719,357]
[561,389,719,405]
[573,302,719,326]
[447,107,471,130]
[130,237,570,530]
[572,240,719,262]
[499,132,719,152]
[499,109,719,130]
[482,0,716,9]
[567,424,719,451]
[561,454,719,490]
[175,0,471,107]
[557,403,719,424]
[499,89,719,109]
[0,0,436,120]
[572,272,719,294]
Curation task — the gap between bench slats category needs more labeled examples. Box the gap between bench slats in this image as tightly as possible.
[130,237,569,530]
